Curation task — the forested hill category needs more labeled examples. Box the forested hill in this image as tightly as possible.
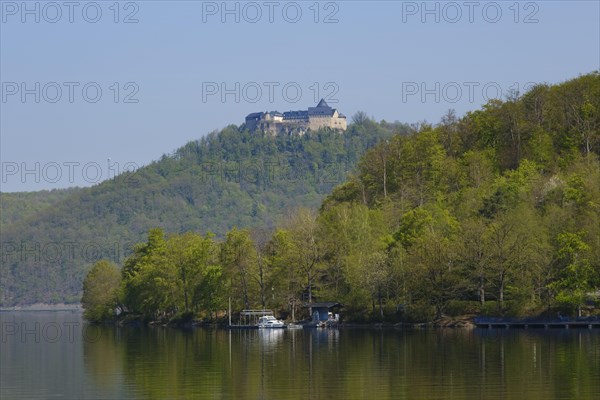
[318,72,599,319]
[0,121,401,305]
[0,188,80,227]
[80,73,600,324]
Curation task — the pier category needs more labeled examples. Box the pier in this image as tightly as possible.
[227,309,273,329]
[474,317,600,329]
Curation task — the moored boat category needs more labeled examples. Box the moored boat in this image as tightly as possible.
[257,315,286,328]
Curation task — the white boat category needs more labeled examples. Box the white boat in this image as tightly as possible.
[257,315,286,329]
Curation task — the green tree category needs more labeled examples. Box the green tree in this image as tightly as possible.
[483,205,545,310]
[284,208,324,303]
[363,251,390,320]
[221,228,257,309]
[167,231,220,314]
[82,260,121,322]
[458,218,489,305]
[549,232,595,316]
[193,265,225,320]
[400,205,461,319]
[265,229,300,316]
[121,228,169,318]
[319,202,388,312]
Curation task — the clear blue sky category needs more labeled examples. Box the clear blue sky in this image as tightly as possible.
[1,0,599,191]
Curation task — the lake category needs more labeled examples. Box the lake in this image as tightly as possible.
[1,311,599,399]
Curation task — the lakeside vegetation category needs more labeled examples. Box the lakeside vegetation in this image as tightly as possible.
[82,73,600,324]
[1,114,400,306]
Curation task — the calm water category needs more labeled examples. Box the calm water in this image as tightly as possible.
[1,312,599,399]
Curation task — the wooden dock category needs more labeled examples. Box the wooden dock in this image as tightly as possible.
[474,319,600,329]
[226,324,258,330]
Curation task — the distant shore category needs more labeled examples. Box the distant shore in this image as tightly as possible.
[0,303,82,312]
[2,306,598,329]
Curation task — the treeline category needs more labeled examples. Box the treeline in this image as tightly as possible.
[325,73,600,319]
[83,73,600,323]
[2,120,400,306]
[83,207,392,323]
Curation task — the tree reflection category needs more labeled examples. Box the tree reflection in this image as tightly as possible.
[81,327,600,399]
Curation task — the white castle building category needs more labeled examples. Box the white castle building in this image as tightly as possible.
[245,99,347,135]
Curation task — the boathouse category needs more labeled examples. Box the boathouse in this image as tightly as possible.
[305,302,343,322]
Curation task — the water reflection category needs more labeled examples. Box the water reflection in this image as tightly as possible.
[257,328,285,350]
[1,312,599,399]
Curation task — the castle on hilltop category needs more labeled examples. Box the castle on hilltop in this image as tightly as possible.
[245,99,347,135]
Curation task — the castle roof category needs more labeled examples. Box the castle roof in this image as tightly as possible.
[283,110,308,119]
[308,99,334,117]
[246,112,265,120]
[316,99,329,108]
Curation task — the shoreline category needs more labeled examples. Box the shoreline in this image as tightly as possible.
[0,303,82,312]
[3,307,598,330]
